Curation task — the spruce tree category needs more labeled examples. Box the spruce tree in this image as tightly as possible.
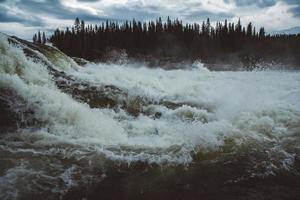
[33,33,37,43]
[259,27,265,38]
[246,22,252,36]
[42,32,46,44]
[74,17,80,33]
[81,20,85,33]
[38,31,41,44]
[48,17,300,67]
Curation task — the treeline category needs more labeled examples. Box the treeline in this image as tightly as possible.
[46,17,300,68]
[33,31,47,44]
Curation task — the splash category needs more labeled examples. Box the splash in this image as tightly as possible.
[1,33,300,199]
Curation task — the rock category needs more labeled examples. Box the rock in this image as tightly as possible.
[0,88,20,131]
[0,88,40,132]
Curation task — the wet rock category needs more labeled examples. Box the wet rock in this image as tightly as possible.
[72,57,89,66]
[160,100,215,113]
[0,88,40,132]
[0,89,20,131]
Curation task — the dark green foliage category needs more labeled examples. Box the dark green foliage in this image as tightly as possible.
[37,31,41,44]
[259,27,265,38]
[33,31,47,45]
[246,22,252,36]
[32,33,37,43]
[42,32,46,44]
[47,17,300,67]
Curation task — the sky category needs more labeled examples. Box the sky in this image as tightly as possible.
[0,0,300,40]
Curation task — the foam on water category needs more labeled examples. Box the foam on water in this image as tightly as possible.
[1,33,300,162]
[1,33,300,198]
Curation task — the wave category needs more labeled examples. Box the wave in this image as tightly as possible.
[1,33,300,199]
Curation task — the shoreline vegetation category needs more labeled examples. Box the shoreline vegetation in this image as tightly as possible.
[35,17,300,70]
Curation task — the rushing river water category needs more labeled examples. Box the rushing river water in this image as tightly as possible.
[0,33,300,200]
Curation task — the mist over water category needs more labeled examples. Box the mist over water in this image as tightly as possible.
[0,33,300,199]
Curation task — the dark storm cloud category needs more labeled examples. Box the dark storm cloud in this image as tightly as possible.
[231,0,300,18]
[1,0,298,28]
[0,0,103,26]
[224,0,276,8]
[0,4,45,26]
[105,4,160,21]
[77,0,101,2]
[290,6,300,17]
[102,2,233,22]
[222,0,300,18]
[283,0,300,3]
[1,0,300,39]
[16,0,100,20]
[184,10,234,21]
[282,0,300,17]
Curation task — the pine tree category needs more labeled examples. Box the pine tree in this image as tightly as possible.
[224,19,228,35]
[236,18,242,33]
[206,18,210,35]
[33,33,37,43]
[81,20,85,33]
[48,17,300,68]
[74,17,80,33]
[246,22,252,36]
[42,32,46,44]
[38,31,41,44]
[259,27,265,38]
[201,21,206,35]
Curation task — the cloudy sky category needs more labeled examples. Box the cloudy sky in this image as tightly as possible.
[0,0,300,39]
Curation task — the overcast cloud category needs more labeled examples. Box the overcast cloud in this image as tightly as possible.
[0,0,299,39]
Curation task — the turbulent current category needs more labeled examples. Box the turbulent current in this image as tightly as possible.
[0,33,300,200]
